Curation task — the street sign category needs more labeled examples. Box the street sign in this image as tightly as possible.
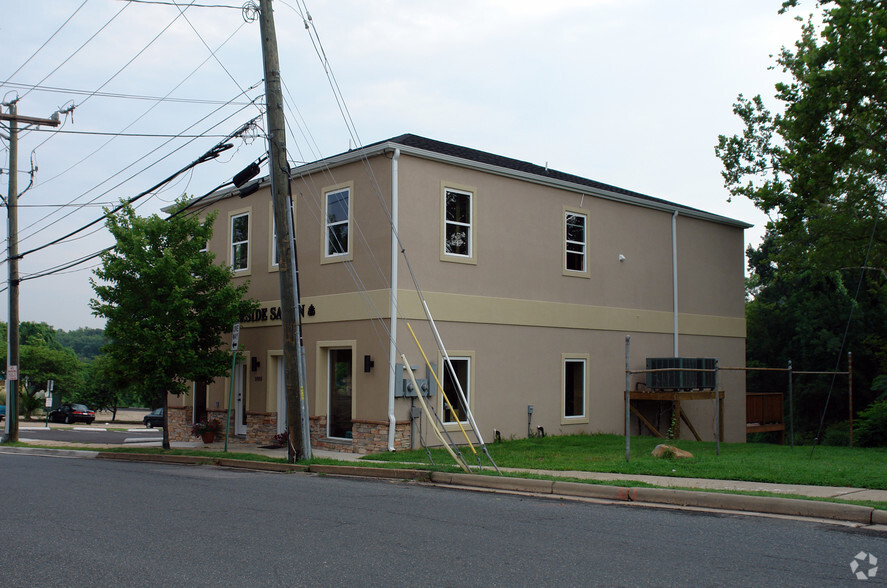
[7,365,17,381]
[232,323,241,351]
[45,394,52,408]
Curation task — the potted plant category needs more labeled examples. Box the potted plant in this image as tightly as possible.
[191,418,222,443]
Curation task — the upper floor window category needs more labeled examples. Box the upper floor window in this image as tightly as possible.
[231,211,249,272]
[324,186,351,261]
[441,184,476,264]
[564,209,588,277]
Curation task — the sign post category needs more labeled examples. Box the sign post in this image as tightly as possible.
[224,324,240,452]
[44,380,53,428]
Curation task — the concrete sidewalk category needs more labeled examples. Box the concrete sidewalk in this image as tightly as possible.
[207,439,887,504]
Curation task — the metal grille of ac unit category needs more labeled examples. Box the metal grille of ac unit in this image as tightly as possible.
[645,357,716,390]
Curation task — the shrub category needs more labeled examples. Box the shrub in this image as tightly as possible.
[856,400,887,447]
[822,421,850,446]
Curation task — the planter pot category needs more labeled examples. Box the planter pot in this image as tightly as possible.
[201,431,216,444]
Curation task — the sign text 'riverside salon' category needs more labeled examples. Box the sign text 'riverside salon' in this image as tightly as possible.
[241,303,313,324]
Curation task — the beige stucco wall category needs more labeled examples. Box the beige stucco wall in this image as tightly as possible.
[184,146,747,447]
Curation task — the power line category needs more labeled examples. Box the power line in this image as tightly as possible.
[17,2,132,103]
[27,128,233,138]
[0,0,92,93]
[117,0,242,7]
[16,121,253,259]
[14,89,262,247]
[1,81,253,106]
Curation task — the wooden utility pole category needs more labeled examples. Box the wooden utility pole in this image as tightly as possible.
[0,103,59,443]
[258,0,310,461]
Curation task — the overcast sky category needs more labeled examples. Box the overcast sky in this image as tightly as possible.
[1,0,812,332]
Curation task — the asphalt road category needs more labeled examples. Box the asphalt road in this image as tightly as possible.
[18,426,160,445]
[1,453,885,586]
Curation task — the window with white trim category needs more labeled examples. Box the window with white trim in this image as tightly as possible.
[444,188,472,258]
[563,357,586,419]
[442,357,470,424]
[271,200,295,269]
[231,212,249,271]
[324,187,350,258]
[565,210,587,273]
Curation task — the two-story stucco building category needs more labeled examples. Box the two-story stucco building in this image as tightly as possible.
[166,134,749,453]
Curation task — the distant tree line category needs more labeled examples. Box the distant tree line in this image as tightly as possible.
[0,321,140,420]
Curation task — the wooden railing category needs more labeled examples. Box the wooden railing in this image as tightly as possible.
[746,392,785,442]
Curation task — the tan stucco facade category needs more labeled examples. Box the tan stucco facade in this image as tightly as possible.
[170,136,748,452]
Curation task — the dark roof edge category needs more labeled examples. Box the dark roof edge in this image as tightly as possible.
[182,134,753,230]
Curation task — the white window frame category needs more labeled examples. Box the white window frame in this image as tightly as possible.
[563,207,589,278]
[440,183,477,264]
[440,353,474,429]
[270,199,295,271]
[229,209,251,275]
[321,182,353,263]
[562,354,589,424]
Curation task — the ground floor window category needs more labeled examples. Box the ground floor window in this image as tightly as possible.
[563,356,587,420]
[328,348,353,439]
[442,356,470,424]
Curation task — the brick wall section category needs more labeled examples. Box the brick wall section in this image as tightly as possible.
[172,407,410,453]
[309,416,411,454]
[246,413,278,446]
[168,406,192,442]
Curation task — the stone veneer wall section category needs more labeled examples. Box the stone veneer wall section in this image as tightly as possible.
[168,406,193,442]
[309,416,411,454]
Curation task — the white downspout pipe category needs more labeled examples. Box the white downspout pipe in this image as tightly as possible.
[672,209,679,357]
[387,148,401,451]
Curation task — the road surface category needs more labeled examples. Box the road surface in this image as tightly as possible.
[0,453,884,586]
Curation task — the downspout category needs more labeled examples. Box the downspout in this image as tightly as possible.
[672,209,679,357]
[387,148,401,451]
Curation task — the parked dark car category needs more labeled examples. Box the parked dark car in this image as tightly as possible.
[143,408,164,428]
[47,403,95,425]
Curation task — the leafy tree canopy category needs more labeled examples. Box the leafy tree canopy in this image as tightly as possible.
[90,198,258,447]
[56,327,107,361]
[717,0,887,275]
[717,0,887,441]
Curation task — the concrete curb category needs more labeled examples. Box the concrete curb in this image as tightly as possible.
[0,446,99,459]
[97,452,308,473]
[432,471,884,525]
[309,464,430,480]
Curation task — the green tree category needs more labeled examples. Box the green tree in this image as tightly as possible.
[90,198,257,449]
[18,345,84,418]
[79,353,136,421]
[716,0,887,442]
[57,327,107,361]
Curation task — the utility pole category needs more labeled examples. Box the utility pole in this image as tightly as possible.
[258,0,310,461]
[0,102,60,443]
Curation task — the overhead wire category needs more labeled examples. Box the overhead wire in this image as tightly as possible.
[13,94,263,248]
[0,0,93,94]
[276,2,491,466]
[17,119,255,259]
[0,81,254,106]
[12,6,255,241]
[18,127,264,282]
[16,2,133,103]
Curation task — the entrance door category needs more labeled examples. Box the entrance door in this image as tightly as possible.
[276,357,286,435]
[234,362,247,436]
[192,381,207,424]
[327,349,353,439]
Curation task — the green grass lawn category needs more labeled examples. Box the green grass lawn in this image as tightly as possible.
[363,434,887,491]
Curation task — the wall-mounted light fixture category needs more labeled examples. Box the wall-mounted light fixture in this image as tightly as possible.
[251,356,261,372]
[364,355,374,373]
